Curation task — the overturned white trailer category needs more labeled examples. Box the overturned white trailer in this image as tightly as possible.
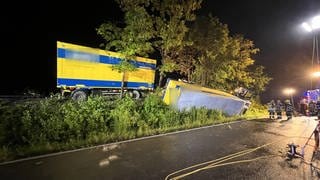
[162,79,251,116]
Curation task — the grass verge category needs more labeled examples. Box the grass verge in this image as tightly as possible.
[0,95,265,163]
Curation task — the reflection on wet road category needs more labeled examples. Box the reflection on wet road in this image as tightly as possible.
[1,116,319,179]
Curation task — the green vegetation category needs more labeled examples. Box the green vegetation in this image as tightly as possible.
[0,94,263,162]
[96,3,154,98]
[97,0,271,96]
[97,0,202,87]
[0,0,271,163]
[244,100,268,119]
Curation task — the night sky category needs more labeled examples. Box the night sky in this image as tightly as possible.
[1,0,320,103]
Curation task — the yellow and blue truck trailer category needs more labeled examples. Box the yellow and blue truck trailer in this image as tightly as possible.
[57,41,156,100]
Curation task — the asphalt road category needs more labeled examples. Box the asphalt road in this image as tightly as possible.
[1,116,320,180]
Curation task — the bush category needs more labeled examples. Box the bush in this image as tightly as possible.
[110,96,140,137]
[141,93,172,128]
[61,96,112,140]
[1,92,261,162]
[0,96,114,148]
[0,102,26,146]
[245,99,267,118]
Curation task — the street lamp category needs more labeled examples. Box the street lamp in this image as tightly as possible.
[311,16,320,30]
[283,88,296,107]
[302,15,320,89]
[312,71,320,78]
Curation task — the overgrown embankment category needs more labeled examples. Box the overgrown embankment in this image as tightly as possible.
[0,94,266,162]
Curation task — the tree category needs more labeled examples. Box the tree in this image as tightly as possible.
[110,0,202,87]
[97,5,155,98]
[188,15,230,87]
[97,1,270,97]
[151,0,202,86]
[167,45,198,81]
[248,66,272,95]
[188,15,271,96]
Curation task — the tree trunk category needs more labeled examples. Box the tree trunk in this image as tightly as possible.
[201,72,205,86]
[158,74,164,88]
[120,72,125,99]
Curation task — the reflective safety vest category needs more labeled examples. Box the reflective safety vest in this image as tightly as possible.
[268,103,275,112]
[285,104,294,112]
[276,103,283,112]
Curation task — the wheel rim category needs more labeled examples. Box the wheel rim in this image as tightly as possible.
[73,91,87,101]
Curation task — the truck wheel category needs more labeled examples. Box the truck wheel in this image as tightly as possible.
[131,90,141,99]
[72,90,88,101]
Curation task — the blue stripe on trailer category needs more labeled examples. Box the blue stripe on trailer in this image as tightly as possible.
[57,48,156,69]
[57,78,154,89]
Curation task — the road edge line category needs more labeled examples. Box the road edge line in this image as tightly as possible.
[0,120,246,165]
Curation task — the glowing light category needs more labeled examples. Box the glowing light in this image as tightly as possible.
[283,88,295,95]
[302,22,312,32]
[312,71,320,77]
[311,15,320,30]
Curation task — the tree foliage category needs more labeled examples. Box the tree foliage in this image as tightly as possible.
[97,4,156,97]
[152,0,202,86]
[188,15,230,87]
[98,0,202,86]
[186,15,271,96]
[97,1,271,97]
[97,5,154,57]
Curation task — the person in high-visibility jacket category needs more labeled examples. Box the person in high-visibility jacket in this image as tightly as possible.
[285,100,294,120]
[309,100,317,116]
[275,99,283,119]
[268,100,276,119]
[316,100,320,120]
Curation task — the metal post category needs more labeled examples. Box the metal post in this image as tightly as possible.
[291,94,294,110]
[311,34,315,89]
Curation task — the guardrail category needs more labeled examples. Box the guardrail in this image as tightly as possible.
[0,95,41,98]
[0,95,43,101]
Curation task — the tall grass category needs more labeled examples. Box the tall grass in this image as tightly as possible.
[0,94,259,162]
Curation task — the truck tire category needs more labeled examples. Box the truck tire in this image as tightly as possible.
[131,90,141,99]
[71,90,88,101]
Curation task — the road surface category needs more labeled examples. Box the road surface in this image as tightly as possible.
[1,116,320,179]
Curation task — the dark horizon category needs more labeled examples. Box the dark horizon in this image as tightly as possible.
[1,0,320,104]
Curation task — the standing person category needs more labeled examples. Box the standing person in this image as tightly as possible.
[309,100,316,116]
[285,99,294,120]
[300,98,308,116]
[316,100,320,120]
[314,120,320,152]
[275,99,283,119]
[268,100,276,120]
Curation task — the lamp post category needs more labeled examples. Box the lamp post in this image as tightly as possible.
[302,15,320,89]
[283,88,295,108]
[312,71,320,78]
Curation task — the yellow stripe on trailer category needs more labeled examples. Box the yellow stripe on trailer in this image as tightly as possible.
[57,58,155,84]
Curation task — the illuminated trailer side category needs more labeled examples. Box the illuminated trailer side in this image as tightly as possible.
[57,41,156,100]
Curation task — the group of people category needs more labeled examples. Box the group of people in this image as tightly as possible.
[268,99,294,120]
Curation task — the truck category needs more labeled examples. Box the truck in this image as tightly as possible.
[302,89,320,103]
[57,41,156,100]
[300,89,320,115]
[57,41,250,115]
